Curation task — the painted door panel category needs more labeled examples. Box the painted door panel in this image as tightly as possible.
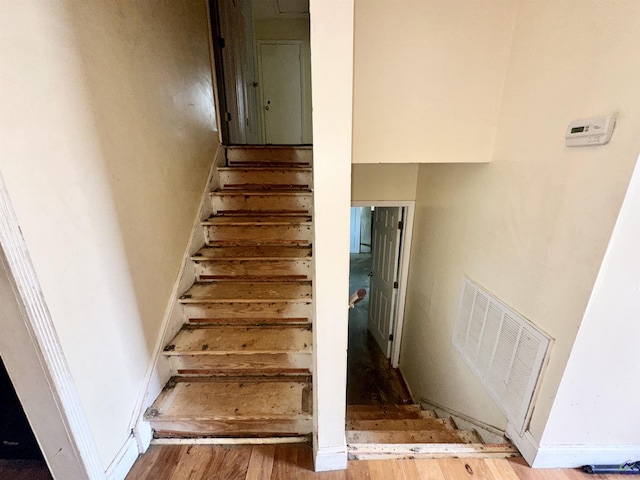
[258,42,303,145]
[368,207,401,357]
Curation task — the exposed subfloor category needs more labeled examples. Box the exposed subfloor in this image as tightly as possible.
[347,253,412,405]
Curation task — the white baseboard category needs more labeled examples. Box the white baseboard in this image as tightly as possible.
[134,420,153,454]
[106,435,140,480]
[313,445,348,472]
[533,445,640,468]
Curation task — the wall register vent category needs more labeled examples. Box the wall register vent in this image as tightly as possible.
[453,277,552,434]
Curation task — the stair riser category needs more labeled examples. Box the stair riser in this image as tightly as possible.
[168,353,312,374]
[211,194,312,215]
[181,302,312,323]
[227,148,312,166]
[150,418,313,437]
[219,170,312,190]
[195,259,312,280]
[204,225,312,246]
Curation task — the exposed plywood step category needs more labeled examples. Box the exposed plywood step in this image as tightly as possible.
[347,443,521,460]
[192,246,312,280]
[346,418,457,432]
[218,167,312,190]
[211,190,312,215]
[226,146,312,167]
[146,377,312,437]
[346,429,483,444]
[164,326,312,374]
[179,281,312,304]
[346,404,437,421]
[182,303,312,325]
[203,215,312,246]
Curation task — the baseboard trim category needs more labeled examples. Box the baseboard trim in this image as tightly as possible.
[313,445,348,472]
[533,444,640,468]
[105,435,139,480]
[133,420,153,454]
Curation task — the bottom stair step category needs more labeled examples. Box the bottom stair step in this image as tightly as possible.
[346,429,483,444]
[347,443,520,460]
[146,377,312,437]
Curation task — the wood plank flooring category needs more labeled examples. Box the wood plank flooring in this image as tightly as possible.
[125,444,620,480]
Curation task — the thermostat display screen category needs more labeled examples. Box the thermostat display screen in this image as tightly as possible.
[571,126,585,133]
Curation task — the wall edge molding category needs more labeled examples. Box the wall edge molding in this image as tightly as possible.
[0,172,106,479]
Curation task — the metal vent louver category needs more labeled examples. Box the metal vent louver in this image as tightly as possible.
[453,277,551,434]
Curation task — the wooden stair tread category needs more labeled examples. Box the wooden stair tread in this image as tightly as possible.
[203,215,312,225]
[347,443,520,460]
[212,190,311,196]
[346,429,483,444]
[218,166,312,172]
[164,326,312,355]
[179,282,312,303]
[148,377,311,419]
[192,246,312,260]
[346,418,456,432]
[346,405,437,420]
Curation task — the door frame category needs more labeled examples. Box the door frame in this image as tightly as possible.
[351,200,415,368]
[256,40,306,145]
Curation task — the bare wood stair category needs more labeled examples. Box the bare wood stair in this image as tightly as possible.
[146,146,314,442]
[346,404,520,460]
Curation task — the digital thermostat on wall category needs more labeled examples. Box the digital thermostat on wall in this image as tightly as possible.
[566,114,616,147]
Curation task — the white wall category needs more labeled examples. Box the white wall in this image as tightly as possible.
[0,0,217,468]
[534,154,640,467]
[352,0,516,164]
[352,164,418,202]
[398,0,640,448]
[310,0,353,471]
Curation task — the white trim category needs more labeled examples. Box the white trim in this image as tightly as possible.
[533,444,640,468]
[313,444,348,472]
[506,423,538,466]
[105,435,139,480]
[0,173,106,479]
[351,200,415,368]
[129,144,223,451]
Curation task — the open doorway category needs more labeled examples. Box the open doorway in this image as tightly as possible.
[208,0,312,145]
[347,202,415,405]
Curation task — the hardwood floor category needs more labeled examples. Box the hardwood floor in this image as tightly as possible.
[347,253,411,405]
[126,444,618,480]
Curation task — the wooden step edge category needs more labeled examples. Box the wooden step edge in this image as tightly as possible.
[179,298,311,305]
[209,188,313,194]
[227,162,311,168]
[186,318,311,326]
[202,217,312,226]
[225,144,313,149]
[346,404,423,412]
[213,210,311,217]
[191,256,312,261]
[217,166,313,171]
[197,276,310,282]
[172,369,311,377]
[177,324,312,331]
[347,443,520,460]
[220,184,312,191]
[163,348,312,356]
[151,436,311,445]
[206,241,312,247]
[166,374,312,384]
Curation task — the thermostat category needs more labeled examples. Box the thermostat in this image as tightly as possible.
[566,114,616,147]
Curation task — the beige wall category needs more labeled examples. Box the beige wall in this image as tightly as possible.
[352,0,516,164]
[254,18,313,143]
[399,0,640,442]
[351,164,418,202]
[0,0,217,468]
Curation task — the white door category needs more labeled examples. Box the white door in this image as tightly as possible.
[258,42,303,144]
[368,207,402,357]
[350,207,362,253]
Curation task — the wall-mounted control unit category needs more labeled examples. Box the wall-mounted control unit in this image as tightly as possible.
[565,114,616,147]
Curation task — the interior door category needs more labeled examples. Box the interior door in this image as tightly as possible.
[258,42,303,144]
[368,207,401,357]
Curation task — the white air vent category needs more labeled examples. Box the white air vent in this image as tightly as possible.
[453,277,551,434]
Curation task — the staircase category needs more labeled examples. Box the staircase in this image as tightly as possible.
[145,146,314,440]
[346,404,520,460]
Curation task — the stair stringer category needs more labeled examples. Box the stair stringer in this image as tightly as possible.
[130,144,225,451]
